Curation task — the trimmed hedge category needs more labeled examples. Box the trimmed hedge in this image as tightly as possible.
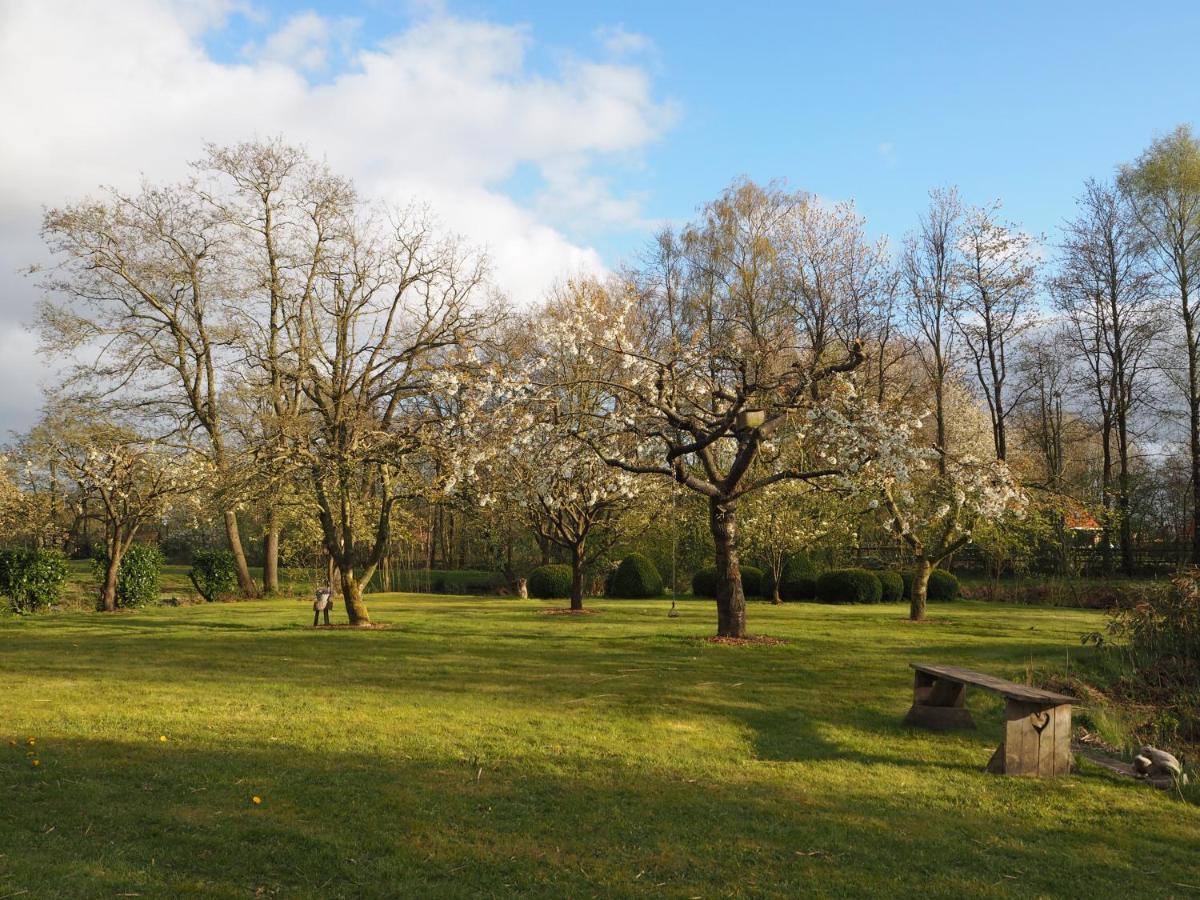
[901,568,961,602]
[692,564,764,598]
[816,568,883,604]
[610,553,663,598]
[0,548,69,614]
[878,570,904,604]
[764,553,819,601]
[528,564,573,599]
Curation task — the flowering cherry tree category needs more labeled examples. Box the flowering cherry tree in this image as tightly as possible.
[543,182,891,638]
[45,421,205,612]
[455,281,652,610]
[857,399,1026,620]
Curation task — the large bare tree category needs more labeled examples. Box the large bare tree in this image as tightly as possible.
[284,201,493,624]
[1052,180,1161,575]
[1119,125,1200,565]
[952,202,1039,460]
[39,180,259,595]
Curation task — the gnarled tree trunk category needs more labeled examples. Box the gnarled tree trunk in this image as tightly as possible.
[910,557,934,622]
[569,544,585,611]
[263,508,280,595]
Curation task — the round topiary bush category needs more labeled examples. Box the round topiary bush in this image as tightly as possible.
[877,570,904,604]
[816,568,883,604]
[690,564,762,598]
[188,548,238,602]
[609,553,663,598]
[928,569,960,602]
[901,568,961,602]
[527,564,573,599]
[764,553,819,601]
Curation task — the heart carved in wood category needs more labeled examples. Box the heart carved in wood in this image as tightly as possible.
[1030,711,1050,734]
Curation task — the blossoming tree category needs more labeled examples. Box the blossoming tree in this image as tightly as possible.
[547,181,891,638]
[859,395,1026,620]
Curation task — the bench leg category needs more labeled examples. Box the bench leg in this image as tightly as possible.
[986,700,1073,776]
[903,672,976,731]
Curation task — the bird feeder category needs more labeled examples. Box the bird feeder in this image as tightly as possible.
[737,409,765,429]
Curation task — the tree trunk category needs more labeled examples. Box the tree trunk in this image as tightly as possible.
[910,557,933,622]
[223,509,257,598]
[99,546,121,612]
[1099,418,1114,577]
[338,567,371,625]
[263,513,280,596]
[709,497,746,638]
[569,545,585,612]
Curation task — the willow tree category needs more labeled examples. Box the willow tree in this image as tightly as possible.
[283,199,493,625]
[555,181,884,638]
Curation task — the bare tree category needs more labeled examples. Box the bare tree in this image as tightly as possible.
[1052,180,1161,575]
[903,188,962,472]
[953,202,1040,460]
[1119,125,1200,565]
[284,202,493,624]
[196,139,354,594]
[39,181,259,596]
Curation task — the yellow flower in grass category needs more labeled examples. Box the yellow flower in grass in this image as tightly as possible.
[159,735,168,743]
[251,796,262,805]
[31,759,40,767]
[27,737,35,746]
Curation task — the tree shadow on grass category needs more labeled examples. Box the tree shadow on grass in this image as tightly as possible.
[1,737,1196,899]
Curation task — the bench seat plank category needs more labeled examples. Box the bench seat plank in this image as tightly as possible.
[909,663,1075,706]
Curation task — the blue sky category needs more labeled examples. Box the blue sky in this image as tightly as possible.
[202,0,1200,258]
[0,0,1197,431]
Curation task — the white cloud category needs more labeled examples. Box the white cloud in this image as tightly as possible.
[877,141,897,168]
[242,11,361,73]
[0,1,672,432]
[595,24,653,57]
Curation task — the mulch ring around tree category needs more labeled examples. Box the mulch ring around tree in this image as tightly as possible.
[536,608,601,616]
[701,635,790,646]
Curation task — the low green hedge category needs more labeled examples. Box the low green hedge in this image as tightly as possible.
[877,570,904,603]
[901,568,961,602]
[763,553,820,601]
[816,568,883,604]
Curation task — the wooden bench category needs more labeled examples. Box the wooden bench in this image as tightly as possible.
[903,662,1075,777]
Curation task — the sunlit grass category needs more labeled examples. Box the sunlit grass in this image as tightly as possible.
[2,596,1197,897]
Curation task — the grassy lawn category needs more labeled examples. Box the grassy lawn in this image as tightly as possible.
[2,597,1198,898]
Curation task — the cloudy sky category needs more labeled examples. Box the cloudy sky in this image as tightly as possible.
[2,0,1199,434]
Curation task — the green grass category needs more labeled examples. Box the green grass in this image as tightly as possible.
[2,597,1198,897]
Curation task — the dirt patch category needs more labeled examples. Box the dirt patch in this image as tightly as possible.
[310,623,395,630]
[536,607,601,616]
[701,635,790,646]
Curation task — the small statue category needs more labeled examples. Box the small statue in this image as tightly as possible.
[1133,745,1185,782]
[313,587,332,627]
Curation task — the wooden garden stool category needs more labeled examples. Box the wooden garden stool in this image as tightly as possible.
[903,662,1075,777]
